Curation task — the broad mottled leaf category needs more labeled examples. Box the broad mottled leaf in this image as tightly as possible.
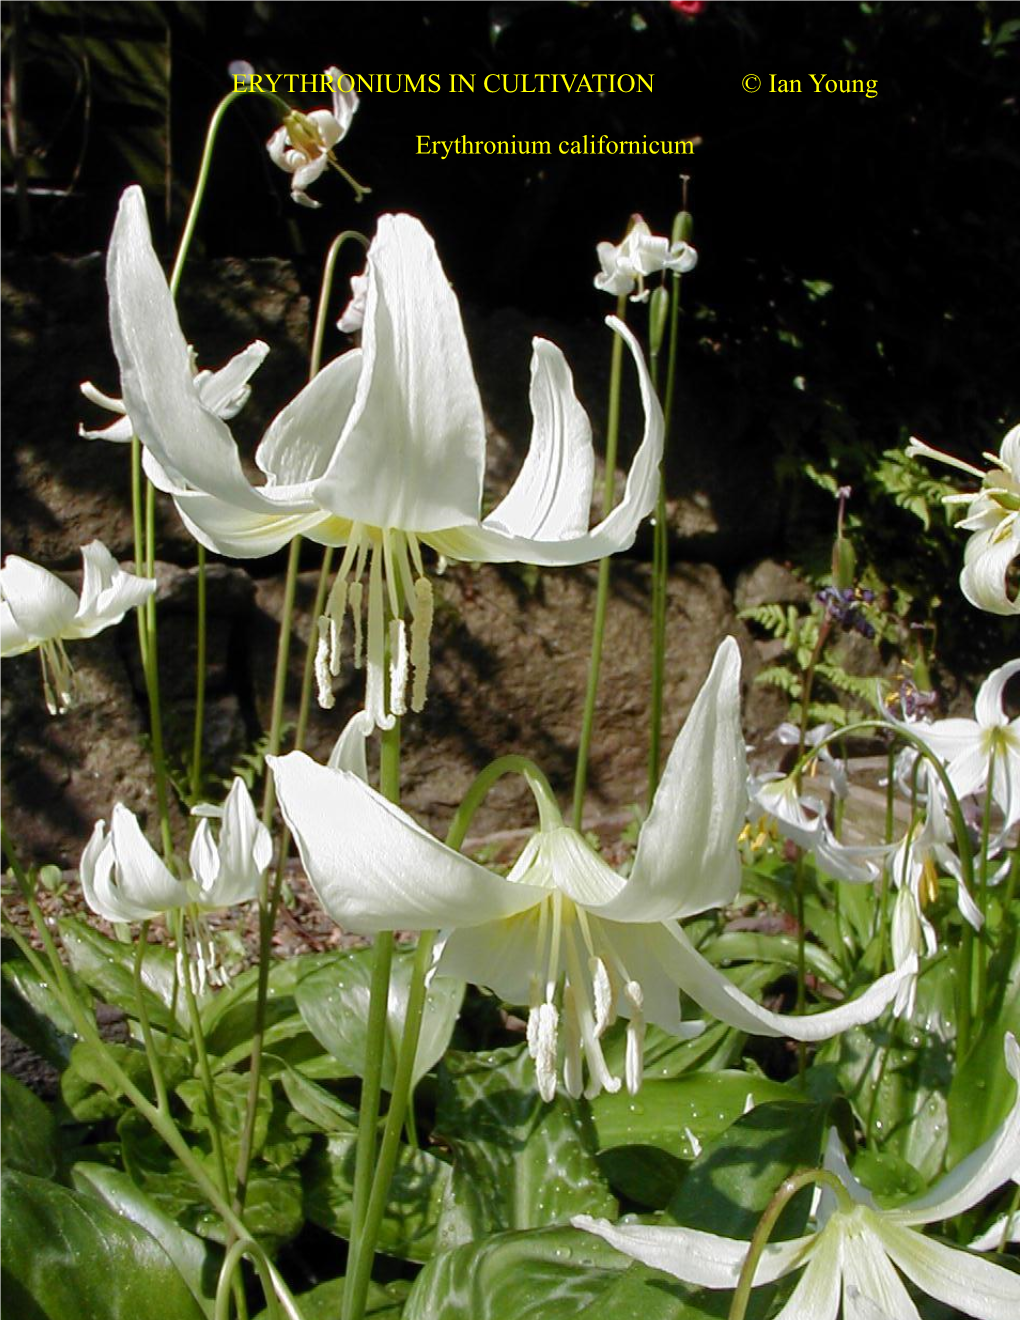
[62,1037,192,1122]
[0,1169,205,1320]
[403,1224,627,1320]
[1,943,88,1066]
[278,1063,359,1133]
[434,1044,617,1250]
[947,930,1020,1169]
[252,1277,409,1320]
[590,1070,804,1160]
[58,915,184,1030]
[0,1073,60,1179]
[296,945,464,1092]
[814,955,955,1183]
[71,1162,221,1319]
[304,1132,450,1262]
[177,1071,273,1173]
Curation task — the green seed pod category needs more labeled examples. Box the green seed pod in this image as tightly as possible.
[832,535,857,591]
[673,210,694,245]
[649,286,670,357]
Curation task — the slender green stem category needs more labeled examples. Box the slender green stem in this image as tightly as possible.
[175,909,232,1204]
[727,1169,852,1320]
[975,747,997,1022]
[450,754,560,844]
[344,932,434,1320]
[216,1238,271,1320]
[572,294,628,829]
[648,261,684,806]
[794,849,808,1084]
[261,538,303,826]
[139,479,174,861]
[344,719,401,1320]
[190,544,208,803]
[133,921,169,1114]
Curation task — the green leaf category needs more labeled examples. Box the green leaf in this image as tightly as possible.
[704,931,845,990]
[304,1132,450,1262]
[71,1162,221,1319]
[0,1074,61,1180]
[1,943,88,1067]
[403,1224,628,1320]
[252,1276,409,1320]
[58,916,184,1030]
[295,945,464,1091]
[590,1071,805,1161]
[813,955,955,1183]
[277,1063,359,1133]
[433,1044,616,1250]
[0,1169,206,1320]
[200,951,340,1060]
[61,1038,192,1122]
[176,1071,273,1173]
[947,931,1020,1169]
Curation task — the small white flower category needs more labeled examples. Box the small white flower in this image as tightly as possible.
[267,66,359,208]
[336,272,368,334]
[906,424,1019,615]
[0,541,156,713]
[595,216,697,302]
[909,659,1020,833]
[189,777,271,909]
[576,1033,1020,1319]
[80,805,191,924]
[271,640,913,1102]
[748,773,889,884]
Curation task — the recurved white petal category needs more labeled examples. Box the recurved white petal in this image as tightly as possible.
[312,214,486,533]
[876,1218,1020,1319]
[0,556,78,646]
[571,1215,813,1289]
[435,908,546,1007]
[194,340,269,420]
[107,188,282,517]
[483,339,595,541]
[270,751,547,932]
[961,522,1020,616]
[255,351,361,486]
[428,317,662,566]
[326,709,375,778]
[975,660,1020,729]
[770,1229,842,1320]
[660,924,914,1041]
[840,1224,921,1320]
[606,637,746,923]
[108,804,189,914]
[172,490,339,558]
[71,540,155,638]
[0,600,33,656]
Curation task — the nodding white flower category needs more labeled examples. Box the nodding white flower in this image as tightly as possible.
[748,773,889,884]
[595,216,698,302]
[80,340,268,469]
[0,541,156,714]
[189,777,272,909]
[576,1034,1020,1319]
[908,659,1020,833]
[267,66,359,208]
[271,640,912,1102]
[906,425,1019,616]
[336,273,368,334]
[107,190,664,729]
[80,805,191,924]
[773,721,850,799]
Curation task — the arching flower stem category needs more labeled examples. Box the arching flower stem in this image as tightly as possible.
[572,293,629,829]
[727,1168,854,1320]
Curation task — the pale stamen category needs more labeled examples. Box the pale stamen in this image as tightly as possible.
[410,577,434,713]
[590,956,614,1036]
[623,980,646,1095]
[315,616,335,709]
[561,984,584,1099]
[348,580,364,668]
[564,930,620,1098]
[39,639,78,715]
[389,618,409,717]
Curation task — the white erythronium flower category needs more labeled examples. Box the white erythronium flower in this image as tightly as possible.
[189,777,272,908]
[107,190,664,728]
[773,721,850,799]
[748,773,889,884]
[907,659,1020,833]
[80,804,191,924]
[267,66,359,208]
[906,424,1019,615]
[576,1033,1020,1319]
[0,540,156,713]
[270,640,912,1102]
[80,339,269,485]
[594,216,698,302]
